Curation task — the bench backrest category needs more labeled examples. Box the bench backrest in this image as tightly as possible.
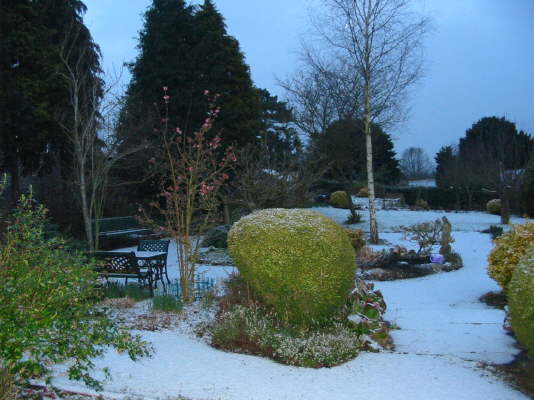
[92,217,143,233]
[137,239,170,253]
[93,251,140,274]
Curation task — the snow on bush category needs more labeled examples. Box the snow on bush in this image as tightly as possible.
[508,245,534,356]
[488,222,534,291]
[228,208,355,327]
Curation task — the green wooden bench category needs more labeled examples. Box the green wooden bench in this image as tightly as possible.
[92,216,153,239]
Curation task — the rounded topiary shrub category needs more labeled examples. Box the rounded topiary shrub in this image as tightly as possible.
[329,191,350,209]
[488,222,534,291]
[508,245,534,356]
[228,208,356,327]
[486,199,501,215]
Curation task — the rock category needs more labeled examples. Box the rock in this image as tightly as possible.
[201,225,230,248]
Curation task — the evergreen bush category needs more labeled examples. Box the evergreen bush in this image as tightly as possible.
[329,190,350,209]
[0,195,150,389]
[508,246,534,356]
[488,222,534,291]
[228,208,355,327]
[486,199,501,215]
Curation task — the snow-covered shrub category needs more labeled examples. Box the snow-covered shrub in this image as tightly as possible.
[508,245,534,356]
[228,208,355,327]
[488,222,534,291]
[400,218,445,254]
[329,190,350,209]
[345,228,366,254]
[486,199,501,215]
[208,277,390,367]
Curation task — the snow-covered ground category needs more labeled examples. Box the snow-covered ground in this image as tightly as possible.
[50,207,529,400]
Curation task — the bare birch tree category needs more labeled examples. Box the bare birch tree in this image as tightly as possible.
[298,0,429,243]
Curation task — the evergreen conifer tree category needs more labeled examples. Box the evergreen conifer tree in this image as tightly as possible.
[0,0,100,201]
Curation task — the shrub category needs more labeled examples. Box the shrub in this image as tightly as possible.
[488,222,534,291]
[415,198,430,210]
[488,225,504,240]
[508,246,534,356]
[357,186,369,197]
[152,294,184,313]
[400,218,449,255]
[0,195,150,390]
[345,228,366,254]
[329,190,350,209]
[208,277,390,367]
[345,212,363,224]
[486,199,501,215]
[228,208,355,327]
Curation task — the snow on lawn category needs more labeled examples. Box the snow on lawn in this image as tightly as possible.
[50,209,529,400]
[315,204,526,233]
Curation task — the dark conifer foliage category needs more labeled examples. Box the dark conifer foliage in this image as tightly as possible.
[118,0,261,150]
[0,0,101,201]
[312,119,401,185]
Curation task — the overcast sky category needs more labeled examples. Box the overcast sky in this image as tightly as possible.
[84,0,534,159]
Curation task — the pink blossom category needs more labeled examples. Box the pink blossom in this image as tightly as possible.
[203,89,210,96]
[163,95,170,102]
[163,86,168,91]
[175,127,182,134]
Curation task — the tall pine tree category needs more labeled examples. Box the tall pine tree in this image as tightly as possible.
[0,0,100,202]
[118,0,260,151]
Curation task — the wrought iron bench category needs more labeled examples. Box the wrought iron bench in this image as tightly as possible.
[91,251,154,295]
[92,217,153,239]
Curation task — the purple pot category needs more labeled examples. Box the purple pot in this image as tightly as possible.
[430,254,445,264]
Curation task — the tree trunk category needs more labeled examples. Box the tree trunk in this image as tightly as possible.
[79,160,95,251]
[364,87,379,243]
[9,159,21,207]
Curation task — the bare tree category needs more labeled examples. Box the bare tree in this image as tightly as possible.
[400,147,433,180]
[301,0,429,243]
[57,28,146,250]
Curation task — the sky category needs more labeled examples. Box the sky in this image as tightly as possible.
[84,0,534,160]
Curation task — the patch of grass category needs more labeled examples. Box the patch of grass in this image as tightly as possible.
[100,282,152,302]
[152,294,183,313]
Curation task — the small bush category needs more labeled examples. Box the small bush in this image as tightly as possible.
[152,294,184,313]
[415,198,430,210]
[400,218,448,255]
[488,222,534,291]
[357,186,369,197]
[508,246,534,356]
[345,212,363,224]
[345,229,366,255]
[489,225,504,240]
[228,208,355,328]
[329,191,350,209]
[486,199,501,215]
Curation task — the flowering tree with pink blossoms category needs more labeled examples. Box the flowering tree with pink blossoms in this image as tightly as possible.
[146,87,235,301]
